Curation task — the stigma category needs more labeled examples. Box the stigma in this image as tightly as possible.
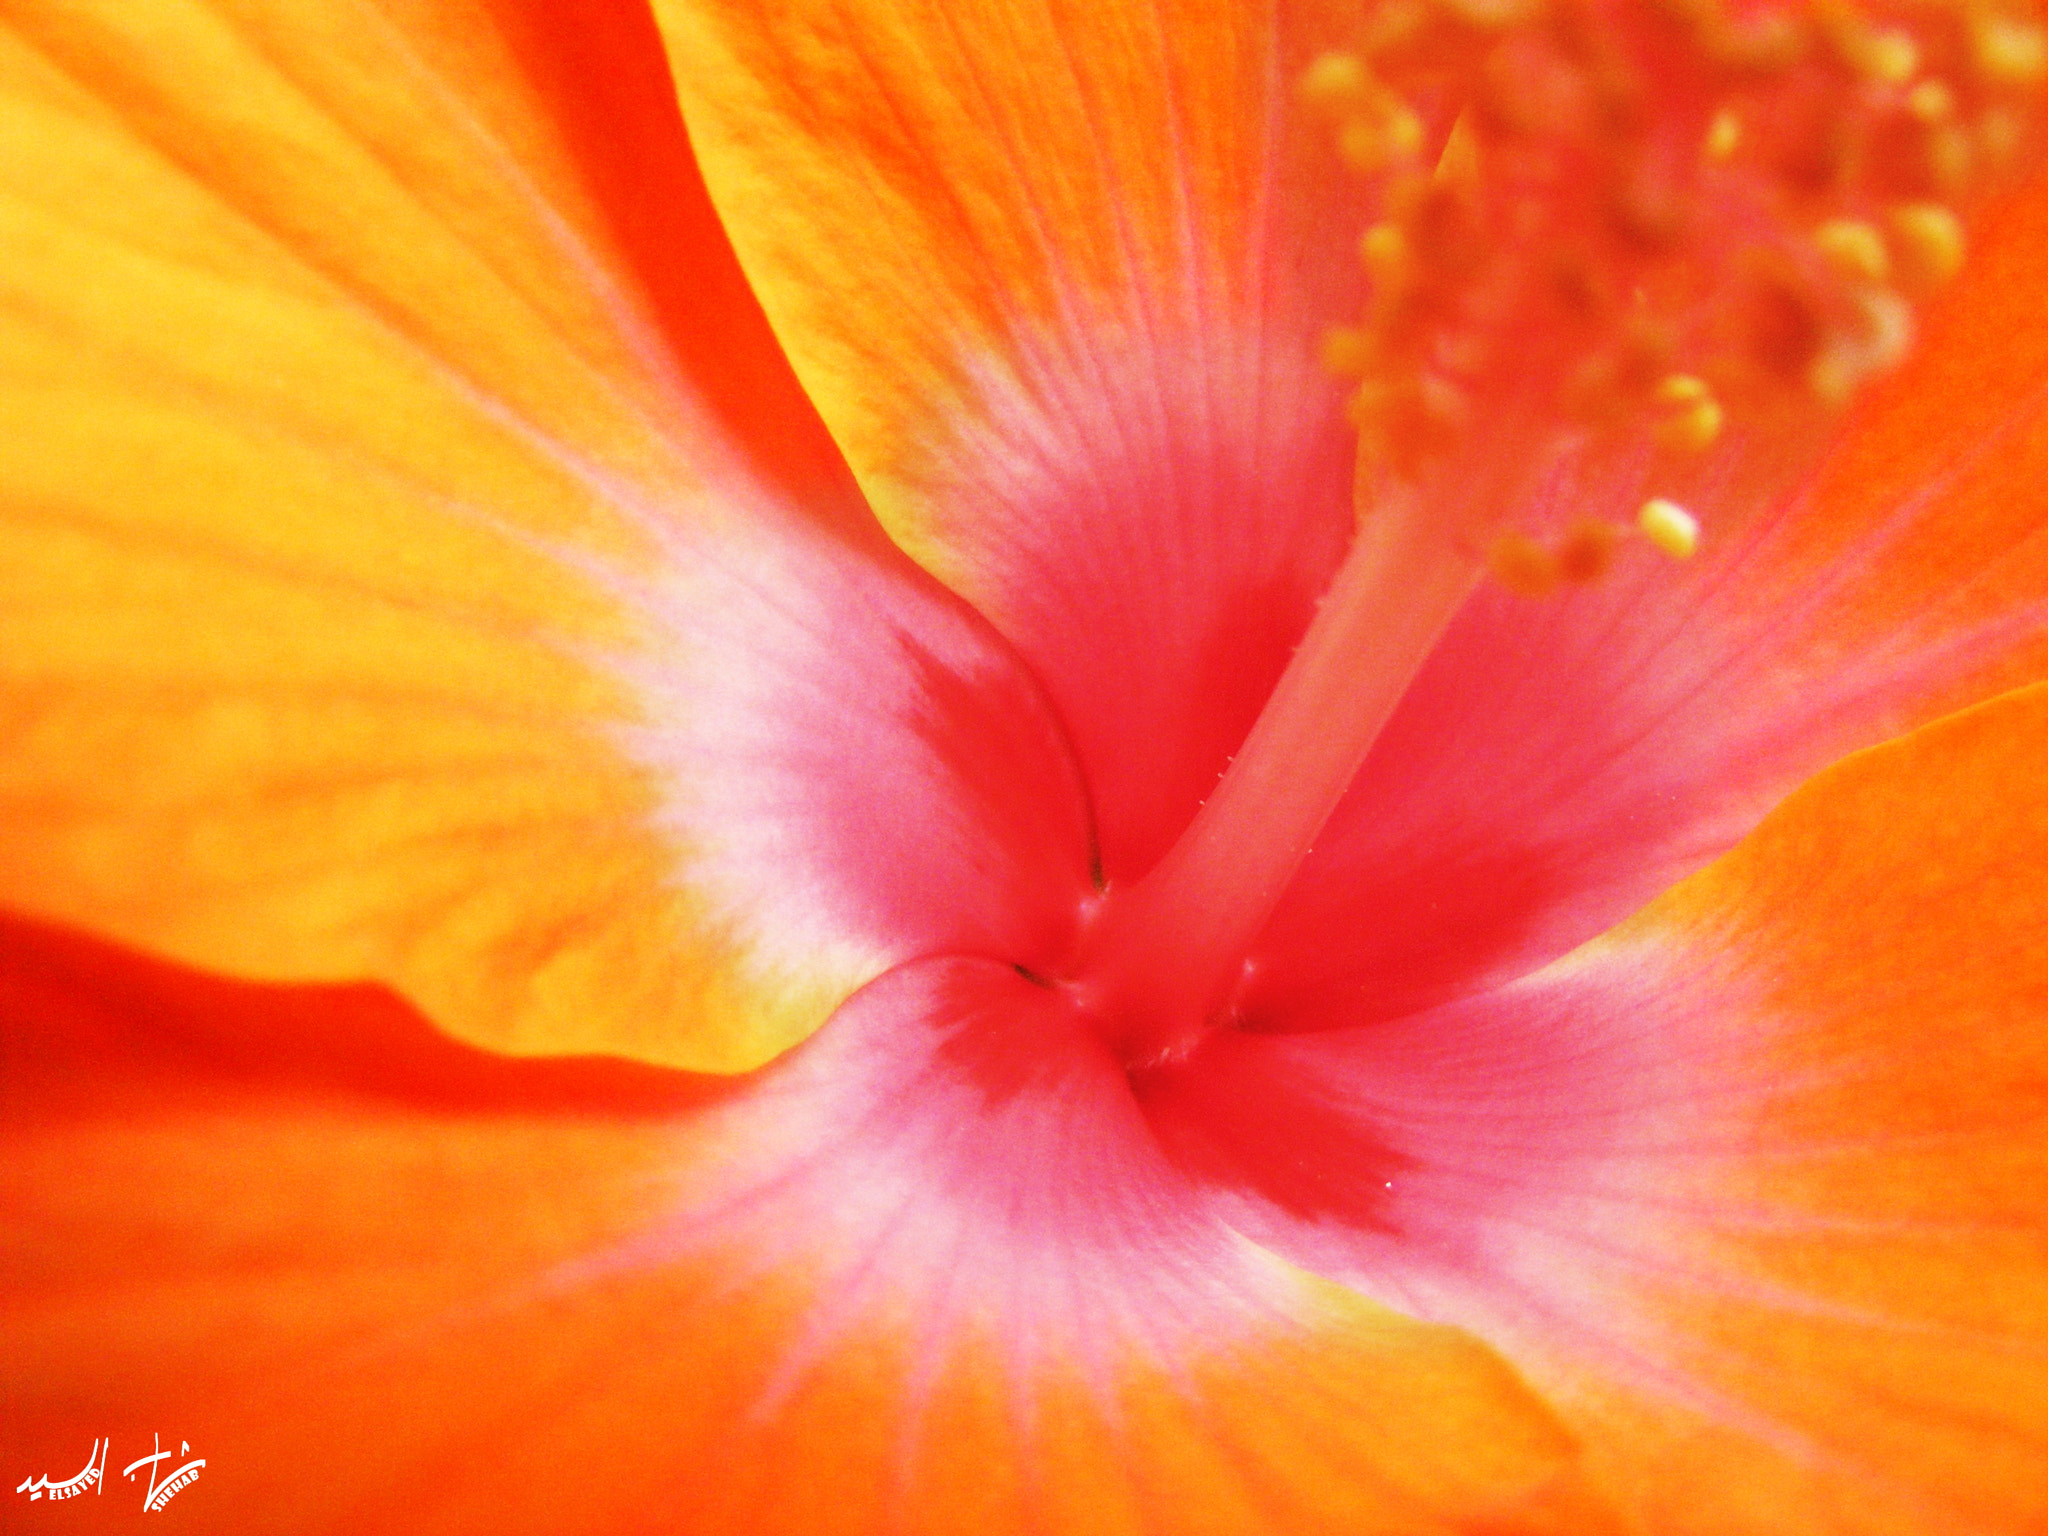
[1302,0,2047,584]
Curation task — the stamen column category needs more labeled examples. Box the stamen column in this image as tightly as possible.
[1069,478,1479,1065]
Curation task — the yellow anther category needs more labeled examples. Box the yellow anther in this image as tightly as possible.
[1814,219,1890,282]
[1384,105,1425,159]
[1299,52,1372,116]
[1807,288,1914,404]
[1906,79,1955,121]
[1638,498,1700,558]
[1973,14,2048,84]
[1704,108,1743,160]
[1360,222,1410,284]
[1320,326,1374,376]
[1888,202,1965,287]
[1653,373,1725,450]
[1818,5,1916,80]
[1301,0,2038,510]
[1807,349,1856,405]
[1862,29,1920,83]
[1858,288,1914,370]
[1338,106,1424,172]
[1488,531,1562,594]
[1655,376,1726,452]
[1557,519,1621,582]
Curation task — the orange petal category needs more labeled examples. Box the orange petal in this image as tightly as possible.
[1553,682,2048,1533]
[1754,176,2048,720]
[1247,686,2048,1534]
[0,1,1092,1071]
[655,0,1346,498]
[2,916,1614,1533]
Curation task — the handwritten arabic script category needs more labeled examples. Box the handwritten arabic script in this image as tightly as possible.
[124,1435,204,1513]
[13,1439,106,1501]
[14,1435,204,1512]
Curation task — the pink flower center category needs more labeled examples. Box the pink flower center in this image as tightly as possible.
[1049,0,2043,1065]
[1064,485,1480,1066]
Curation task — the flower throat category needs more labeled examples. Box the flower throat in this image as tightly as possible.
[1060,0,2044,1066]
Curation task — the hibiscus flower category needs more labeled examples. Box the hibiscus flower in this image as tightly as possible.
[3,0,2046,1531]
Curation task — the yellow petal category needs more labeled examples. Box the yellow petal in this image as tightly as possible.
[0,3,1092,1072]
